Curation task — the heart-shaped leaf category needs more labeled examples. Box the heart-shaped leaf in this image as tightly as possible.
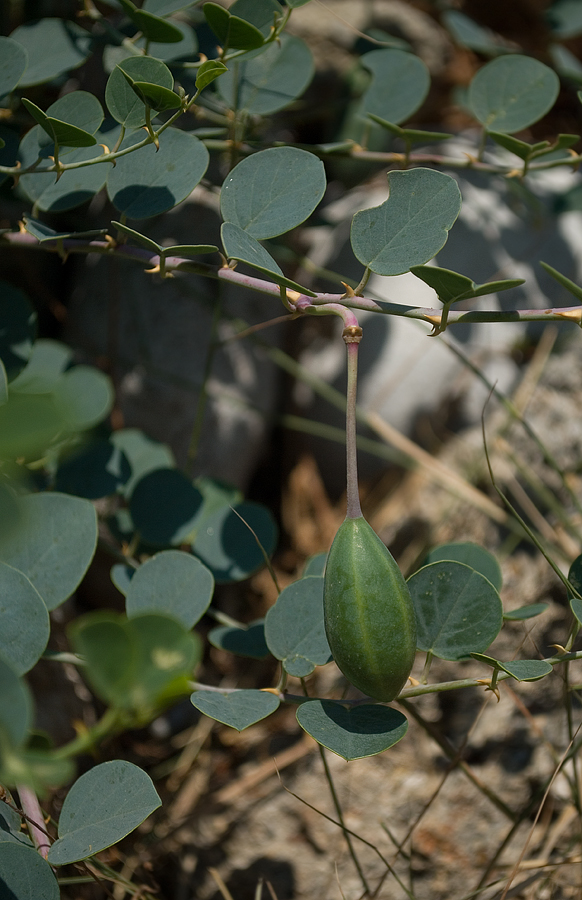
[265,576,331,677]
[350,168,461,276]
[47,761,161,865]
[191,689,279,730]
[408,561,503,660]
[296,700,408,760]
[125,549,214,628]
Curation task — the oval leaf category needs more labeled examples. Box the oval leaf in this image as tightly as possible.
[0,36,28,95]
[107,128,209,219]
[220,223,317,296]
[0,562,49,675]
[350,168,462,276]
[296,700,408,761]
[0,843,60,900]
[190,689,279,730]
[408,561,503,660]
[129,468,203,545]
[469,55,560,133]
[265,576,331,677]
[125,549,214,628]
[503,603,549,621]
[192,500,277,583]
[0,492,98,611]
[208,619,270,659]
[220,146,326,239]
[361,48,430,125]
[499,659,553,682]
[424,541,502,591]
[47,760,161,865]
[217,33,314,115]
[10,19,92,87]
[106,56,173,128]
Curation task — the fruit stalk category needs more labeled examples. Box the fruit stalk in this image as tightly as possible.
[344,325,363,520]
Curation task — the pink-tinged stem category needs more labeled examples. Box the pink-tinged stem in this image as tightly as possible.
[16,784,50,859]
[344,327,363,520]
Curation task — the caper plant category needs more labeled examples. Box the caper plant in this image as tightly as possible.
[3,2,582,897]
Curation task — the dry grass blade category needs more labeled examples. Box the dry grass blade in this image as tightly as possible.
[209,867,236,900]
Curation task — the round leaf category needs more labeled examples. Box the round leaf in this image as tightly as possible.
[469,55,560,133]
[264,576,331,676]
[208,619,270,659]
[0,282,36,380]
[0,656,33,745]
[220,146,326,239]
[0,36,28,96]
[361,49,430,125]
[106,56,173,128]
[129,468,203,545]
[110,428,175,496]
[424,542,502,591]
[350,168,462,276]
[296,700,408,761]
[0,562,49,675]
[125,549,214,628]
[55,440,131,499]
[0,493,98,611]
[0,843,60,900]
[408,561,503,660]
[10,19,92,87]
[192,500,277,583]
[9,339,71,394]
[217,33,314,115]
[45,90,104,138]
[107,127,209,219]
[47,760,161,865]
[191,689,279,730]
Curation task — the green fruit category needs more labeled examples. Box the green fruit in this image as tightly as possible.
[324,516,417,701]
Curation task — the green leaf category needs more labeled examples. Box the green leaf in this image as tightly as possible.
[0,493,98,612]
[350,168,462,276]
[503,603,549,621]
[0,788,33,845]
[190,689,279,730]
[9,339,71,393]
[367,114,453,144]
[217,33,314,115]
[136,20,198,62]
[571,596,582,626]
[21,93,102,148]
[0,740,73,793]
[539,261,582,303]
[264,576,331,677]
[0,37,28,95]
[112,220,162,253]
[550,44,582,85]
[410,265,523,306]
[221,223,317,296]
[10,19,92,87]
[569,553,582,596]
[47,761,161,865]
[203,2,265,50]
[220,147,326,239]
[69,611,200,711]
[296,700,408,761]
[130,81,181,111]
[18,127,113,213]
[192,500,278,582]
[133,9,184,42]
[53,366,114,430]
[0,126,19,188]
[0,393,65,459]
[442,10,505,55]
[408,561,503,660]
[162,243,219,258]
[0,281,36,380]
[0,656,33,745]
[360,49,430,125]
[208,619,270,659]
[144,0,196,13]
[129,468,203,545]
[107,127,209,219]
[196,59,228,91]
[547,0,582,37]
[109,428,175,496]
[22,217,108,244]
[106,56,173,128]
[55,439,131,499]
[423,541,503,591]
[229,0,282,36]
[469,55,560,133]
[0,843,60,899]
[488,131,546,161]
[125,549,214,628]
[111,564,134,596]
[498,659,553,681]
[303,552,327,577]
[0,562,49,675]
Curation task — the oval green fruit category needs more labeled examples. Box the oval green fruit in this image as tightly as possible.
[324,516,417,701]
